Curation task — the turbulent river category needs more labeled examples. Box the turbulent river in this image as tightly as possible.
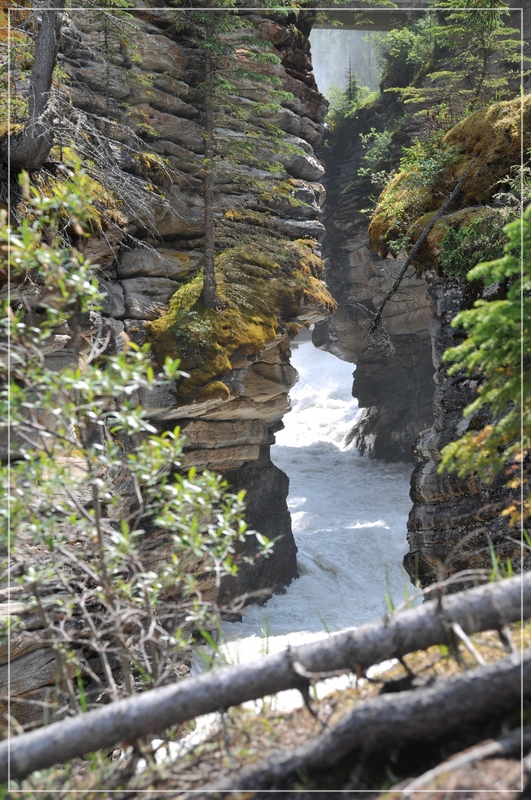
[216,333,413,706]
[159,334,415,758]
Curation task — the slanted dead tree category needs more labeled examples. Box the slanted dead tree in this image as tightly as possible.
[1,572,529,782]
[2,7,178,241]
[367,162,476,336]
[196,650,529,795]
[1,1,65,171]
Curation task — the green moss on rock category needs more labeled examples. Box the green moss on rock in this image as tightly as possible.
[406,206,507,274]
[146,238,336,402]
[369,95,531,260]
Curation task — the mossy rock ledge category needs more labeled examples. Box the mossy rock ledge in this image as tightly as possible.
[145,238,336,408]
[369,95,531,264]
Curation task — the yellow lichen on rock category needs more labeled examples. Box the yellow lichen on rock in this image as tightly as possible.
[146,238,335,402]
[369,95,531,260]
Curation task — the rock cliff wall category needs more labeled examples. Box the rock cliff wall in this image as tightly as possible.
[405,276,524,587]
[57,4,335,593]
[1,5,335,725]
[315,97,434,462]
[369,97,531,587]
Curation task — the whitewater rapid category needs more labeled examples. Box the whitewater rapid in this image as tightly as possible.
[218,334,413,680]
[154,334,416,759]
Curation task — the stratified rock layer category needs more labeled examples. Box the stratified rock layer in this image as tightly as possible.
[404,277,524,588]
[366,97,531,588]
[315,100,434,461]
[1,6,334,725]
[55,4,335,595]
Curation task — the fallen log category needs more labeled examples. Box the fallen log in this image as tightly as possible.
[1,573,529,783]
[402,726,531,794]
[199,651,530,795]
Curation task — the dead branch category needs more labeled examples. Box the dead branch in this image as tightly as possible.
[200,651,530,795]
[402,726,531,794]
[1,572,529,782]
[368,162,476,335]
[1,2,65,171]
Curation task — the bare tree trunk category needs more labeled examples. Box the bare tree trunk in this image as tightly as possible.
[1,2,64,172]
[201,23,221,310]
[368,161,475,335]
[1,573,529,782]
[201,650,529,795]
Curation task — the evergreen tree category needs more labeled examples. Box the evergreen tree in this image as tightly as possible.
[439,207,531,525]
[170,0,307,309]
[377,0,521,127]
[0,0,65,171]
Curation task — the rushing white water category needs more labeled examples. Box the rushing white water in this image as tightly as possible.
[217,334,414,687]
[162,334,416,757]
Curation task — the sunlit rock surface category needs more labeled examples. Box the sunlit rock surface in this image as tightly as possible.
[58,5,337,594]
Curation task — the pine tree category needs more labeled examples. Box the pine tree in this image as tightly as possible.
[378,0,521,127]
[170,0,304,309]
[439,206,531,524]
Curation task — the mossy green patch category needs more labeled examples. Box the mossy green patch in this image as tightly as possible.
[406,206,508,274]
[369,95,531,260]
[369,170,435,257]
[258,178,308,208]
[146,238,336,402]
[444,97,531,205]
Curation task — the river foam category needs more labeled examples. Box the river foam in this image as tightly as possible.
[162,336,417,758]
[217,336,414,698]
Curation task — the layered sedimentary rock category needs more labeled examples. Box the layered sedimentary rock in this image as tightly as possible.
[2,5,335,722]
[315,98,434,462]
[369,97,531,587]
[404,276,524,587]
[55,4,334,592]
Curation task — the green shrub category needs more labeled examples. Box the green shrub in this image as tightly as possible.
[0,170,268,727]
[326,75,371,126]
[375,14,436,89]
[438,212,508,277]
[357,127,393,183]
[440,205,531,524]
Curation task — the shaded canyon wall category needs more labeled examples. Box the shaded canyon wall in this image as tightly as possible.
[314,98,434,462]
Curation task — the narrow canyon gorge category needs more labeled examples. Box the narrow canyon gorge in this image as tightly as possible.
[2,1,530,740]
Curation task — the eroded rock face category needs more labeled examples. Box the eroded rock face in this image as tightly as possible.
[362,96,531,587]
[221,445,297,599]
[315,104,434,462]
[58,5,334,594]
[3,8,335,721]
[403,276,525,588]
